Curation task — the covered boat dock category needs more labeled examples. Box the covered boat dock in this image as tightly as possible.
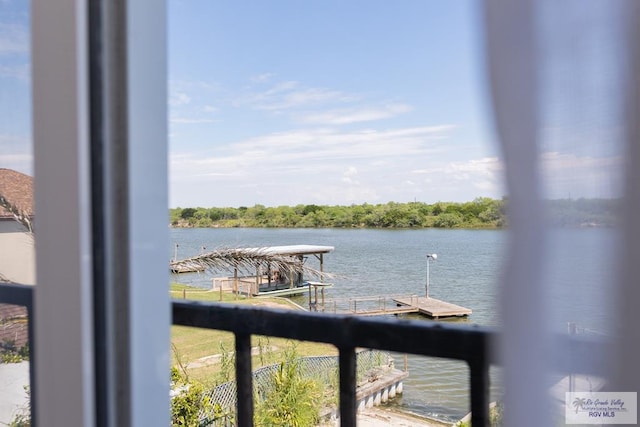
[218,244,334,298]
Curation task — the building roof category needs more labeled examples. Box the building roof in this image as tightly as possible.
[0,169,34,228]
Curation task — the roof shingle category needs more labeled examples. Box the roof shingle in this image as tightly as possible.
[0,169,34,227]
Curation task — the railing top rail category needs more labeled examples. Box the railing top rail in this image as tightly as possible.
[173,299,495,364]
[327,294,418,303]
[0,282,33,309]
[172,299,609,375]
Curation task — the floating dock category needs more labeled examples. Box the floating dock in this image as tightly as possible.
[321,294,471,319]
[392,296,472,319]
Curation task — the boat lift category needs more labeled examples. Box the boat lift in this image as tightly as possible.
[218,245,335,303]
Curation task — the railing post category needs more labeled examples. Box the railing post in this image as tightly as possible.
[339,347,357,427]
[26,303,37,427]
[469,354,490,427]
[235,333,253,427]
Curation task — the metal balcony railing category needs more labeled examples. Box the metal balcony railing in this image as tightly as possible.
[172,300,609,427]
[173,300,496,426]
[0,282,608,427]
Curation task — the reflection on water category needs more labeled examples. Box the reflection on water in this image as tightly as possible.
[170,227,615,422]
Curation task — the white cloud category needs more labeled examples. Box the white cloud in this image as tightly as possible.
[342,166,359,184]
[0,23,28,55]
[170,118,218,124]
[541,151,621,171]
[227,125,453,165]
[0,134,34,174]
[165,75,499,206]
[170,79,220,92]
[343,166,358,177]
[406,152,622,201]
[0,63,28,79]
[240,80,353,111]
[541,151,622,198]
[171,125,455,179]
[169,124,460,206]
[170,92,191,106]
[410,157,505,197]
[250,73,275,83]
[447,157,503,174]
[300,104,412,125]
[0,153,32,174]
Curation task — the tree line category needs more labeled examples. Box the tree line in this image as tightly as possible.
[170,198,506,229]
[170,198,619,229]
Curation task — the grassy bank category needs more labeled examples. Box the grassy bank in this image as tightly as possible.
[170,283,337,385]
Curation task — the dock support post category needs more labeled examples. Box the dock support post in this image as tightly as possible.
[234,268,238,300]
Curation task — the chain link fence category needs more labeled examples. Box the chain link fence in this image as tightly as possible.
[200,349,394,425]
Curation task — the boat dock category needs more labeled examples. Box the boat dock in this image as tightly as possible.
[321,294,471,319]
[392,296,472,319]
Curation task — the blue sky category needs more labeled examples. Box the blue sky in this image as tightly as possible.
[1,1,624,208]
[167,1,503,207]
[0,0,31,175]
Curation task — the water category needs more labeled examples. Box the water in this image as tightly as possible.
[170,227,616,423]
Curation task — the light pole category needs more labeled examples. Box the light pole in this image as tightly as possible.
[426,253,437,298]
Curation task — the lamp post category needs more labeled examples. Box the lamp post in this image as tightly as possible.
[426,253,437,298]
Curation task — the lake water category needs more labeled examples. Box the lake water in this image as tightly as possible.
[170,227,616,423]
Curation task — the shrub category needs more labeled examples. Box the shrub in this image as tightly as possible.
[171,367,224,427]
[1,339,29,364]
[255,345,322,427]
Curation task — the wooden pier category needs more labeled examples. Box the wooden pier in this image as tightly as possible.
[321,294,471,319]
[392,296,472,319]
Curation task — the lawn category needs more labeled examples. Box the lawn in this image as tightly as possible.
[170,283,337,385]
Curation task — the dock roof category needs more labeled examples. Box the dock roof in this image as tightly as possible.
[246,245,334,256]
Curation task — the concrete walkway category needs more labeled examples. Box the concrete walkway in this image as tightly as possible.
[325,407,452,427]
[0,361,30,425]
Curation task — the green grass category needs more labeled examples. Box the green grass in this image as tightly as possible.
[170,283,337,385]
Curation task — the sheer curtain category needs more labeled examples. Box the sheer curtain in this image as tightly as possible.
[484,1,639,425]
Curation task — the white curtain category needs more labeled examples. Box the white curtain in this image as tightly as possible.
[484,1,639,425]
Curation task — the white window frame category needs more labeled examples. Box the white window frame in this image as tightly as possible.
[27,1,640,426]
[31,0,169,425]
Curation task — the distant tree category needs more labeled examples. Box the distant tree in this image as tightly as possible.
[432,202,445,216]
[180,207,196,220]
[302,204,322,216]
[433,212,463,228]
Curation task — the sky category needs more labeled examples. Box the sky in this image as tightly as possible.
[0,1,625,208]
[167,1,503,208]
